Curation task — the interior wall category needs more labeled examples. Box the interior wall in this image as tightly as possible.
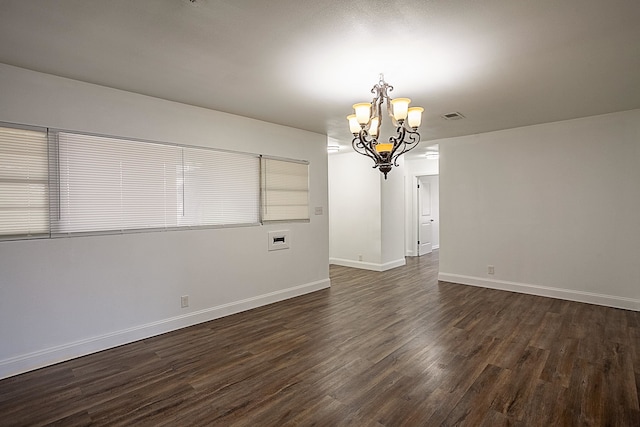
[328,152,382,267]
[439,109,640,310]
[380,157,406,267]
[0,63,330,379]
[328,151,407,271]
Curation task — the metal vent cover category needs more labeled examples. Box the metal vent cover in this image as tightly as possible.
[441,112,465,120]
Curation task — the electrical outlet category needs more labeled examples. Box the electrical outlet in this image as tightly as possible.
[358,254,363,261]
[487,265,495,275]
[181,295,189,308]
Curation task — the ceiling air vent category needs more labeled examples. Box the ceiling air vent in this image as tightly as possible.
[441,112,465,120]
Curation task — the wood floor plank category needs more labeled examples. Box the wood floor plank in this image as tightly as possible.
[568,358,606,425]
[539,336,579,387]
[441,363,510,426]
[520,379,570,426]
[601,341,640,418]
[529,311,563,350]
[86,382,197,426]
[0,252,639,426]
[630,326,640,373]
[489,346,549,420]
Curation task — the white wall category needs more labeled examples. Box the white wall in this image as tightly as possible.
[404,157,439,256]
[328,151,405,271]
[328,152,381,266]
[439,109,640,311]
[0,63,330,378]
[380,158,406,266]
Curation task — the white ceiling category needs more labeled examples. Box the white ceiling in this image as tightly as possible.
[1,0,639,157]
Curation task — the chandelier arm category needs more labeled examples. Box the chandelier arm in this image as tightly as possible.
[390,127,421,166]
[351,136,367,156]
[352,132,383,168]
[352,136,373,158]
[389,126,407,167]
[388,126,406,157]
[360,131,381,161]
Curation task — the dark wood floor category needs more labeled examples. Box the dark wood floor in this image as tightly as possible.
[1,253,639,426]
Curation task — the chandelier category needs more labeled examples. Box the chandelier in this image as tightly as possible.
[347,74,424,179]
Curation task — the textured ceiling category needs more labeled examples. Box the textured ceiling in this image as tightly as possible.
[0,0,639,157]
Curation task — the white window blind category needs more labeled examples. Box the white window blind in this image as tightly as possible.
[182,148,259,227]
[0,126,49,238]
[261,157,309,221]
[53,132,183,234]
[52,132,260,235]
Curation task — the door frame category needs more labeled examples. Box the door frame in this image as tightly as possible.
[408,173,439,257]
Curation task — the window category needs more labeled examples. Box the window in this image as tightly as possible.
[0,123,308,239]
[0,126,49,239]
[182,147,259,227]
[52,132,183,234]
[261,157,309,221]
[52,132,261,235]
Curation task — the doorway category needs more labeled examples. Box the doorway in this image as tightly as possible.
[416,175,439,256]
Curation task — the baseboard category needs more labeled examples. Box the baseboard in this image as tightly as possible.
[0,278,331,380]
[438,273,640,312]
[330,257,406,272]
[407,246,438,257]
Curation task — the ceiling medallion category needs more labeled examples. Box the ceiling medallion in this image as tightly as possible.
[347,74,424,179]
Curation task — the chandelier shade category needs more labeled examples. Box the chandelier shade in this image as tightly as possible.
[347,74,424,179]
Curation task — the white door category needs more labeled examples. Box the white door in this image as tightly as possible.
[418,177,433,255]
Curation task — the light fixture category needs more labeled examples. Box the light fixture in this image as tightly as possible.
[347,74,424,179]
[327,145,340,153]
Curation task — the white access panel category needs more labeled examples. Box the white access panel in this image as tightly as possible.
[268,230,290,251]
